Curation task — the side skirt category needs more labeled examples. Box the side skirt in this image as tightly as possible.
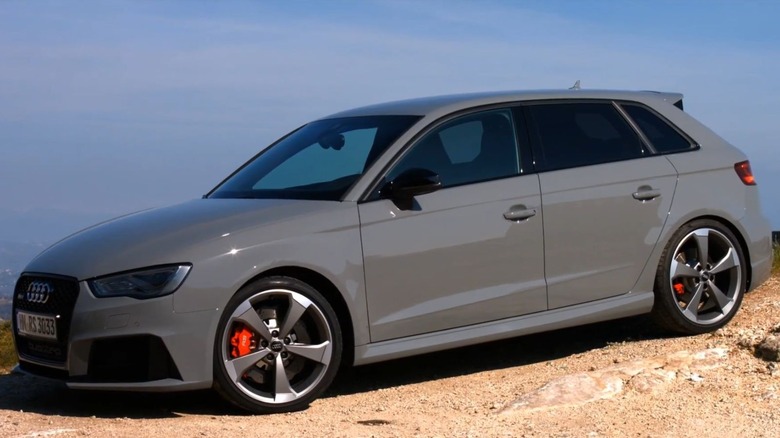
[354,291,654,365]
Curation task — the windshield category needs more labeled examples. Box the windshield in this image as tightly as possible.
[208,115,420,201]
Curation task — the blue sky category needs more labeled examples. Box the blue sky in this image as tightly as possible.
[0,0,778,243]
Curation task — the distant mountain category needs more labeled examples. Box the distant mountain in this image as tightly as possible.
[0,241,48,272]
[0,269,17,299]
[0,207,116,244]
[0,285,16,320]
[0,298,9,321]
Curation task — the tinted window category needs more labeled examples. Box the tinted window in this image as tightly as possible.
[528,103,644,171]
[209,115,420,201]
[258,128,377,189]
[387,109,519,188]
[622,104,693,153]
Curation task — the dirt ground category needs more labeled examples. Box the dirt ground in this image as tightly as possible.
[2,277,779,438]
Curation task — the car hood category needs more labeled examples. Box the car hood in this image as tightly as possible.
[25,198,353,280]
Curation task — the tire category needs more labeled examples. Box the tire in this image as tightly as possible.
[213,276,342,413]
[651,219,746,334]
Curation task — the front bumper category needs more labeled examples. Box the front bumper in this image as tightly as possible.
[14,275,219,391]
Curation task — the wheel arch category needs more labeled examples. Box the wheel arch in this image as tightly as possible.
[241,265,356,367]
[665,214,753,290]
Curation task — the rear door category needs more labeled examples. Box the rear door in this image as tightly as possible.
[526,101,677,309]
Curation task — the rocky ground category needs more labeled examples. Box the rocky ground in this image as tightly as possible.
[1,276,779,438]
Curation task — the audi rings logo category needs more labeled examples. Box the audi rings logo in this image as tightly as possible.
[26,281,53,304]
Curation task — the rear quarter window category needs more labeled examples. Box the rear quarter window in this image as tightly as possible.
[621,104,694,153]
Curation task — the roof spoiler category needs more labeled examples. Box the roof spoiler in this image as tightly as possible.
[642,91,684,110]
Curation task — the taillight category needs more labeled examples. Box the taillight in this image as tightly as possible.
[734,160,756,185]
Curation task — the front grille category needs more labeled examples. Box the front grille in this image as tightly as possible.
[12,273,80,364]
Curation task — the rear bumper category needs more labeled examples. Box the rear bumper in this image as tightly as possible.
[740,190,773,291]
[750,249,772,292]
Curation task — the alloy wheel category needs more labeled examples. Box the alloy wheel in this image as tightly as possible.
[668,227,742,325]
[219,288,334,405]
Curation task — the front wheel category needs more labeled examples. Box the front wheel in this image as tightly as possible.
[213,276,342,413]
[651,220,746,334]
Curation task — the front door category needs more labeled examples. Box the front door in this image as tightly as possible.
[359,108,547,342]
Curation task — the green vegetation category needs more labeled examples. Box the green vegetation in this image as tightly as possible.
[0,320,17,371]
[773,243,780,276]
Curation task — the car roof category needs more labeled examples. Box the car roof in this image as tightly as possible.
[323,89,684,119]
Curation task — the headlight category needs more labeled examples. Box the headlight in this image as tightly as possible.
[88,264,192,299]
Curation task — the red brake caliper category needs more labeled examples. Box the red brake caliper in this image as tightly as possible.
[673,282,685,296]
[230,324,256,358]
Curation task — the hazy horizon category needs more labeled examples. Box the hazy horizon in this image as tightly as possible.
[1,1,778,246]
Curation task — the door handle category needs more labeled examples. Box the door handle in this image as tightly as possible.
[632,186,662,202]
[503,205,537,222]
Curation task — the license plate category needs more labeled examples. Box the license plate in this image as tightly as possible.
[16,311,58,341]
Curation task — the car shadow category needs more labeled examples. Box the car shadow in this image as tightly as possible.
[326,314,668,396]
[0,372,235,418]
[0,314,671,418]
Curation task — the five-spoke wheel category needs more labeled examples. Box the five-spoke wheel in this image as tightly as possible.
[214,276,342,413]
[652,220,746,334]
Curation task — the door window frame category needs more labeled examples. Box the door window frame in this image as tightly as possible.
[357,98,700,202]
[522,100,650,173]
[362,105,533,202]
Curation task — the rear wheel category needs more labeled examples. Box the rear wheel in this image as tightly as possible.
[651,220,746,334]
[214,276,342,413]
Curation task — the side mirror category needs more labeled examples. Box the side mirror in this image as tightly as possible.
[382,168,442,209]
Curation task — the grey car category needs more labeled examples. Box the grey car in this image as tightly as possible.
[12,89,773,413]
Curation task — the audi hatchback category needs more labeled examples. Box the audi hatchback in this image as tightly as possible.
[13,89,773,413]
